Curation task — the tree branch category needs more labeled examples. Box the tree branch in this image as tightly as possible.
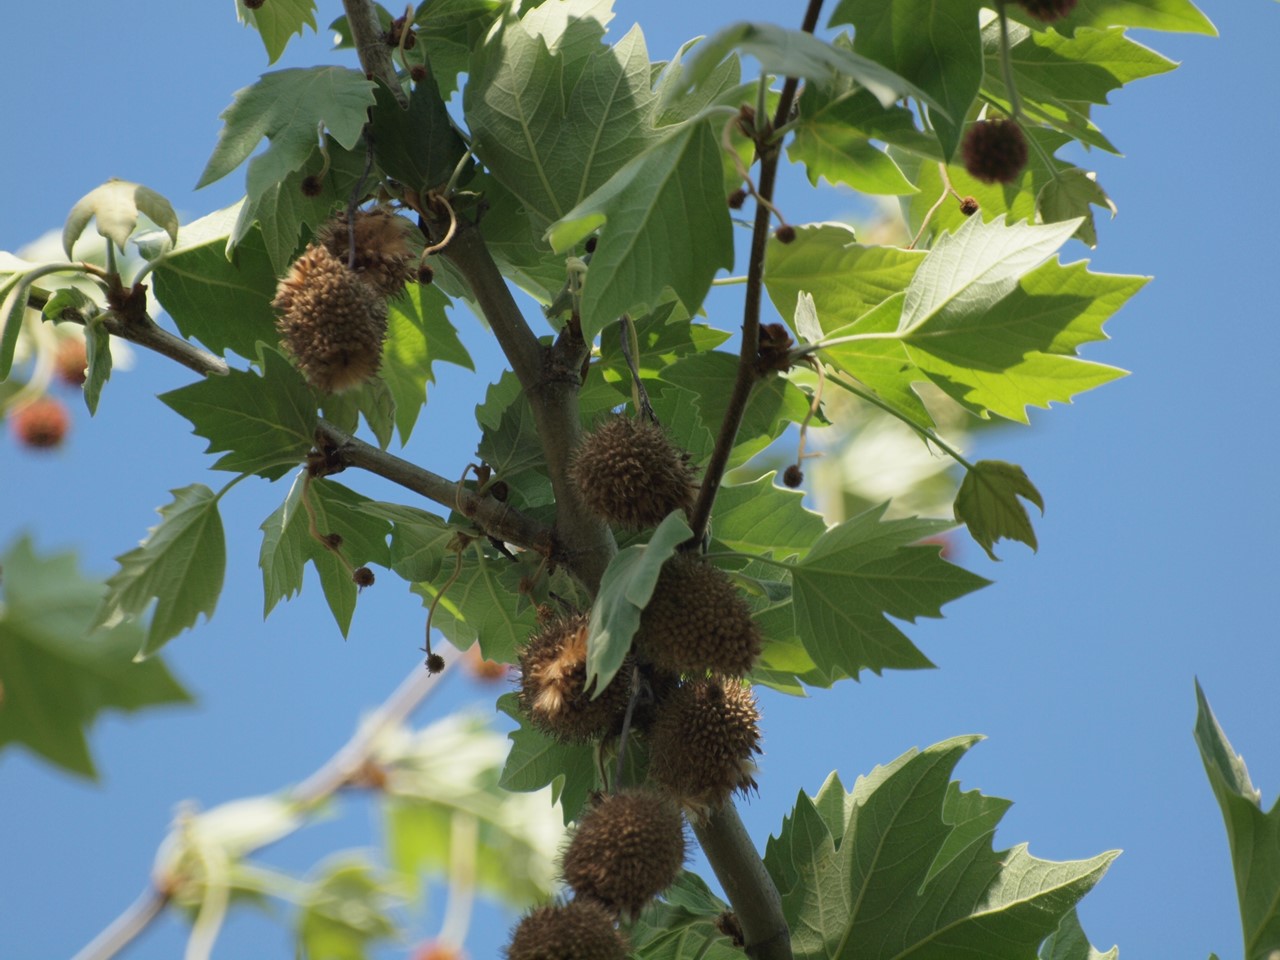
[693,805,791,960]
[314,420,552,552]
[340,0,407,107]
[71,887,170,960]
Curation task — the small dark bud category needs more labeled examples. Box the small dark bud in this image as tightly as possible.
[1017,0,1078,21]
[300,174,324,197]
[489,480,509,502]
[416,262,434,285]
[774,224,796,244]
[727,188,748,210]
[353,566,375,587]
[402,30,417,49]
[783,464,804,488]
[756,322,795,373]
[322,532,343,549]
[410,65,428,82]
[244,0,265,8]
[959,195,980,216]
[585,235,598,254]
[425,652,446,675]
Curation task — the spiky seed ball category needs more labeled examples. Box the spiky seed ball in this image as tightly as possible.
[273,243,388,393]
[55,337,88,386]
[570,417,697,530]
[517,613,631,742]
[562,788,686,917]
[959,195,980,217]
[300,174,324,197]
[353,566,375,587]
[505,901,627,960]
[316,208,414,298]
[637,554,762,677]
[425,652,446,675]
[961,119,1028,185]
[782,464,804,488]
[1017,0,1077,21]
[648,676,762,822]
[11,397,70,449]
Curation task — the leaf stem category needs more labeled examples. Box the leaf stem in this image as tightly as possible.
[995,2,1024,122]
[827,373,975,470]
[71,886,170,960]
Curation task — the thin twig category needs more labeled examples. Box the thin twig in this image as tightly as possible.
[72,886,170,960]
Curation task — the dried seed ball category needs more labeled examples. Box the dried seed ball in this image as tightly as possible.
[782,464,804,488]
[562,788,686,917]
[1017,0,1078,21]
[273,244,389,393]
[648,676,762,822]
[570,417,697,531]
[353,566,376,587]
[11,396,71,449]
[638,553,762,677]
[517,613,631,742]
[505,901,627,960]
[959,195,980,217]
[316,208,415,298]
[961,119,1028,185]
[55,337,88,386]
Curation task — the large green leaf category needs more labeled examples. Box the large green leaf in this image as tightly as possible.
[1039,909,1118,960]
[237,0,318,64]
[764,740,1117,959]
[586,512,692,694]
[0,537,191,777]
[381,282,472,444]
[829,0,986,159]
[789,504,988,683]
[465,6,658,233]
[1195,681,1280,960]
[160,346,317,479]
[711,473,827,561]
[1033,0,1215,36]
[148,201,281,358]
[414,0,505,98]
[1002,25,1176,106]
[628,872,741,960]
[259,473,391,637]
[197,67,377,199]
[358,502,457,584]
[546,119,734,341]
[95,485,227,658]
[369,74,469,197]
[496,692,600,824]
[954,459,1045,560]
[786,89,917,196]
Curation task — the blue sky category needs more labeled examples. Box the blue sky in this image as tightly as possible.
[2,2,1277,958]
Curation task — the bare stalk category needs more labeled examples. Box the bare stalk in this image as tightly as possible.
[340,0,407,107]
[72,887,169,960]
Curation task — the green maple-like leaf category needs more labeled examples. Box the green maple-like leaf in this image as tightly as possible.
[765,740,1117,960]
[628,872,741,960]
[358,502,456,584]
[259,473,391,637]
[546,118,734,341]
[1195,681,1280,960]
[830,0,985,159]
[295,857,403,960]
[711,473,827,561]
[197,67,377,202]
[788,504,989,683]
[320,378,397,452]
[1003,24,1176,106]
[1026,0,1215,37]
[786,87,917,196]
[496,692,600,824]
[148,201,281,358]
[0,536,191,777]
[586,512,692,694]
[382,282,472,444]
[62,179,179,258]
[476,385,554,508]
[161,346,317,480]
[95,485,227,658]
[413,0,506,98]
[237,0,318,64]
[369,74,469,197]
[955,459,1046,561]
[1039,909,1119,960]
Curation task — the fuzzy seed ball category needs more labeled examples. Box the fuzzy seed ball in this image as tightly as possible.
[1017,0,1077,21]
[649,677,762,822]
[727,188,747,210]
[959,195,980,216]
[505,901,627,960]
[774,224,796,244]
[353,566,375,587]
[300,174,325,197]
[961,119,1028,185]
[11,397,70,449]
[517,613,631,743]
[782,464,804,488]
[273,243,389,393]
[55,337,88,387]
[410,65,428,83]
[416,261,435,285]
[316,208,415,299]
[244,0,265,8]
[425,652,446,675]
[562,788,686,917]
[570,417,698,531]
[637,554,762,677]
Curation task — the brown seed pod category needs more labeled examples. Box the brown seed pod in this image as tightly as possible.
[316,208,415,299]
[648,676,762,822]
[1017,0,1078,21]
[352,566,375,587]
[562,788,686,917]
[54,337,88,387]
[637,554,762,677]
[959,195,980,217]
[961,119,1028,185]
[10,396,70,449]
[570,417,698,531]
[273,243,389,393]
[517,613,631,743]
[505,901,627,960]
[773,224,796,244]
[782,464,804,488]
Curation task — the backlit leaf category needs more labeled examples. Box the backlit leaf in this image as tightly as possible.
[62,179,178,257]
[954,459,1045,560]
[237,0,318,64]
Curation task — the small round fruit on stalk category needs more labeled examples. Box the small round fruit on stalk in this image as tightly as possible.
[10,396,71,450]
[1017,0,1078,22]
[960,119,1028,185]
[506,900,628,960]
[561,788,686,917]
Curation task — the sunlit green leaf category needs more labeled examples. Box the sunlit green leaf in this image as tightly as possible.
[382,282,472,444]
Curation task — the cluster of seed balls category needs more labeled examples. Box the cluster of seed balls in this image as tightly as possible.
[506,417,764,959]
[272,208,415,393]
